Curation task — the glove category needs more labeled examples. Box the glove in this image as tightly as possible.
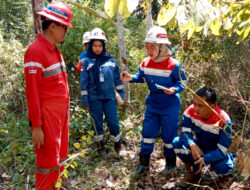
[67,62,76,72]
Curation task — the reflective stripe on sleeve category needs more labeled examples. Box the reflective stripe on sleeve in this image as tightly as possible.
[182,127,192,133]
[174,148,191,155]
[81,91,88,95]
[24,62,43,69]
[87,63,94,71]
[116,85,124,90]
[164,143,173,149]
[36,166,60,174]
[111,134,121,142]
[142,138,155,144]
[217,144,228,154]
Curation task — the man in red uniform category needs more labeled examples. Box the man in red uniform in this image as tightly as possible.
[24,2,72,189]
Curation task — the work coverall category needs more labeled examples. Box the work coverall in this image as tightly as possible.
[24,34,70,189]
[131,56,187,158]
[80,57,124,142]
[173,104,236,174]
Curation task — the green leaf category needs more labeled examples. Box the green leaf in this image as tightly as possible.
[188,24,196,39]
[176,3,193,26]
[64,0,116,26]
[157,4,177,26]
[210,17,222,36]
[73,143,81,149]
[193,0,207,26]
[64,169,68,178]
[237,26,250,44]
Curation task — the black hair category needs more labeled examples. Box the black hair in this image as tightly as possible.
[41,16,53,31]
[196,87,217,104]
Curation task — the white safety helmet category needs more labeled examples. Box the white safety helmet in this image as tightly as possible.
[144,26,171,45]
[89,28,107,42]
[82,31,90,44]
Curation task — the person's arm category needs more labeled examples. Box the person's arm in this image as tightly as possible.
[180,111,203,163]
[171,61,188,94]
[203,121,233,165]
[131,65,145,83]
[24,48,44,148]
[180,112,195,147]
[114,61,125,99]
[80,59,89,109]
[24,49,43,129]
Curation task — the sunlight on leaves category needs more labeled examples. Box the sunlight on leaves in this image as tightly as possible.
[74,143,81,149]
[157,4,176,26]
[87,130,94,136]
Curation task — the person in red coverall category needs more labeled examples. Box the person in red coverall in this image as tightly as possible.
[24,2,72,189]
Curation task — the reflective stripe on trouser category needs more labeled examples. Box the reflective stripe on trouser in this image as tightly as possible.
[35,100,69,190]
[172,137,236,174]
[140,110,178,157]
[89,98,122,140]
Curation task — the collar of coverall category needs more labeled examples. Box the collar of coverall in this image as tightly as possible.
[37,34,58,53]
[152,43,170,63]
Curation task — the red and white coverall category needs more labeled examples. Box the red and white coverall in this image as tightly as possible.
[24,34,70,189]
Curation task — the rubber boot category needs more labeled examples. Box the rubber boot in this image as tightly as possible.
[161,156,177,176]
[179,162,201,187]
[132,154,150,179]
[97,140,107,158]
[114,140,122,154]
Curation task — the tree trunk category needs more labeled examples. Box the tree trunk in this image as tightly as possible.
[146,0,153,33]
[31,0,44,35]
[116,11,130,104]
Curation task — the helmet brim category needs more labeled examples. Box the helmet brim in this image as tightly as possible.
[37,11,73,28]
[144,39,171,45]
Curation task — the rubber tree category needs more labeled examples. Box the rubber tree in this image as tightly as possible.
[116,11,130,103]
[145,0,153,33]
[31,0,44,35]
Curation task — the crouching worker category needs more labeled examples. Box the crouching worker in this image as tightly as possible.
[24,2,72,189]
[173,87,236,186]
[80,28,125,157]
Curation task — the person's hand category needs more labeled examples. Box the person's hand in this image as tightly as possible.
[120,71,132,82]
[194,156,205,174]
[190,143,203,160]
[32,126,44,149]
[164,87,175,94]
[84,107,90,111]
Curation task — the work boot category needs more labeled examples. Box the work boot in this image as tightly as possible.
[161,156,177,176]
[132,154,150,179]
[97,140,107,158]
[114,140,122,154]
[178,162,201,187]
[218,175,232,189]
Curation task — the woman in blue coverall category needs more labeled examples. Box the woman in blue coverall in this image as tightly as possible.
[80,28,125,157]
[121,26,188,177]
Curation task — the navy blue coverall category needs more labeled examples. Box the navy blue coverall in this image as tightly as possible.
[131,56,187,158]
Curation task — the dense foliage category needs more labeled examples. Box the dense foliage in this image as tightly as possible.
[0,0,249,189]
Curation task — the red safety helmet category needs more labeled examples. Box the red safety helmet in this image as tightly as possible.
[37,1,72,28]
